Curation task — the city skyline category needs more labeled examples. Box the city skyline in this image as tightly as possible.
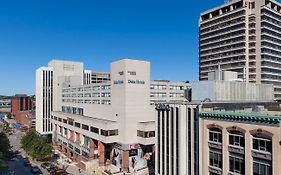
[0,0,223,95]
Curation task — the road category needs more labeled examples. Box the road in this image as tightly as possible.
[7,130,49,175]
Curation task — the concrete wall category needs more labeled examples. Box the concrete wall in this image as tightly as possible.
[192,81,274,102]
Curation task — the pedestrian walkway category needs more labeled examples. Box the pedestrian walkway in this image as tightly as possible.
[55,151,150,175]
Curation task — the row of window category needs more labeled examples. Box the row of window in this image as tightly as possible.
[62,85,111,93]
[150,85,186,90]
[209,128,272,175]
[200,35,245,51]
[200,16,245,34]
[61,106,84,115]
[201,42,245,56]
[137,130,155,138]
[200,7,245,28]
[62,92,111,98]
[201,23,245,41]
[53,117,119,137]
[209,128,272,153]
[150,92,185,98]
[62,99,111,105]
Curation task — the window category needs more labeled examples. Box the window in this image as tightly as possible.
[101,129,118,136]
[90,126,99,134]
[209,128,222,143]
[253,136,272,153]
[92,86,100,90]
[82,124,89,131]
[137,130,155,138]
[75,122,81,128]
[101,100,111,105]
[101,85,111,90]
[229,131,244,147]
[101,130,108,136]
[92,93,100,97]
[229,156,245,174]
[253,161,271,175]
[58,118,62,122]
[101,93,111,97]
[84,93,91,97]
[68,120,73,126]
[150,84,167,90]
[209,151,222,169]
[93,100,100,104]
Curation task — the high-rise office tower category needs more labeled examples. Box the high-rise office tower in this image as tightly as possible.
[199,0,281,100]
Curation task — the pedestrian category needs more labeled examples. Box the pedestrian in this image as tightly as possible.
[79,168,81,173]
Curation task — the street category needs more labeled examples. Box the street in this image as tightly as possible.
[7,129,49,175]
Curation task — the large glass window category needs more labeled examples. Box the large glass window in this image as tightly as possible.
[209,128,222,143]
[209,151,222,169]
[82,124,89,131]
[90,126,99,134]
[229,156,245,174]
[229,131,244,147]
[75,122,81,128]
[253,136,272,153]
[253,161,271,175]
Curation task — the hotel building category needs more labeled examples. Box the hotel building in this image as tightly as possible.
[36,58,189,173]
[199,0,281,100]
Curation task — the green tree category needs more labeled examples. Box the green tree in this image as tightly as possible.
[2,123,11,134]
[21,129,53,161]
[0,132,12,171]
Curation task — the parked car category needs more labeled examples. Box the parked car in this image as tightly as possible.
[47,164,56,172]
[53,169,68,175]
[31,166,42,174]
[41,162,52,169]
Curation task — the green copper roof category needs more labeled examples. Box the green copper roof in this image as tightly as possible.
[200,111,281,124]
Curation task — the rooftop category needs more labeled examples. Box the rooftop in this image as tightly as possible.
[200,111,281,124]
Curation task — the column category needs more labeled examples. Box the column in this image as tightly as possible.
[109,144,113,164]
[89,138,96,160]
[122,151,129,173]
[245,132,253,174]
[222,128,229,174]
[98,141,105,166]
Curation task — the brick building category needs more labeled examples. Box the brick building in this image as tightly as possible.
[11,94,35,128]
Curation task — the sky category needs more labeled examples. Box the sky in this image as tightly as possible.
[0,0,223,95]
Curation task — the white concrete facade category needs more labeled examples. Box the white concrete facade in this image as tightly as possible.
[155,103,199,175]
[36,58,189,173]
[36,60,84,135]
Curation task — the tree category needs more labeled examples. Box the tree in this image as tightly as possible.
[0,132,12,171]
[2,123,11,134]
[21,129,53,161]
